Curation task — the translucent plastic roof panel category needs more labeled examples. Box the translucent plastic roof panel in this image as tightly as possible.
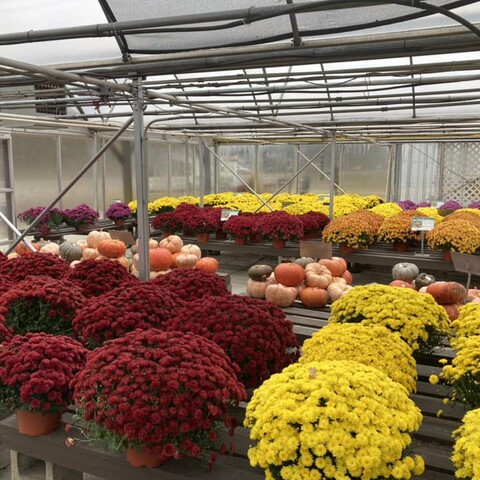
[98,0,479,54]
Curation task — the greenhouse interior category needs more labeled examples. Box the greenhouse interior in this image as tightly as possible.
[0,1,479,479]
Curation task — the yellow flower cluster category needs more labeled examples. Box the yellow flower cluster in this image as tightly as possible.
[300,323,417,393]
[323,194,371,217]
[416,207,443,224]
[369,202,403,218]
[329,285,451,353]
[451,303,480,341]
[175,196,199,205]
[245,360,424,480]
[443,210,480,229]
[427,218,480,253]
[377,211,426,244]
[322,211,381,248]
[203,192,236,206]
[127,200,137,214]
[148,197,180,214]
[452,408,480,479]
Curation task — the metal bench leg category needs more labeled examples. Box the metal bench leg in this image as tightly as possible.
[45,462,83,480]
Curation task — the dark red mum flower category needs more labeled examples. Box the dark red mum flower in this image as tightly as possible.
[0,253,70,281]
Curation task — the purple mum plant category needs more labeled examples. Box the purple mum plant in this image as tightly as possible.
[105,202,132,221]
[17,207,64,236]
[63,204,99,230]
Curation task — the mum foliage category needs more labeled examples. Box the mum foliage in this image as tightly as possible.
[164,294,299,388]
[105,202,132,221]
[329,284,450,353]
[63,204,99,229]
[0,333,87,413]
[0,274,15,295]
[222,214,257,237]
[151,212,181,233]
[17,207,64,236]
[0,253,70,281]
[301,323,417,393]
[151,269,230,302]
[295,212,330,235]
[245,360,424,480]
[377,210,426,244]
[427,218,480,253]
[73,283,185,348]
[452,407,480,479]
[64,259,138,298]
[256,212,304,242]
[0,275,85,336]
[72,329,246,465]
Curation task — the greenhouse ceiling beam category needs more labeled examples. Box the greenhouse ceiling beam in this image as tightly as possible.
[0,2,365,45]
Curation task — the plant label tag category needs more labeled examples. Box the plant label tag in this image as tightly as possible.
[411,217,435,232]
[220,209,239,222]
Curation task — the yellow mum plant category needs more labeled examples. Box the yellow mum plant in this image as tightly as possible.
[300,323,417,393]
[416,207,443,224]
[452,407,480,479]
[203,192,236,206]
[322,211,381,248]
[427,218,480,253]
[451,303,480,341]
[245,360,425,480]
[369,202,403,218]
[329,285,451,353]
[175,196,199,205]
[377,211,426,244]
[148,197,180,215]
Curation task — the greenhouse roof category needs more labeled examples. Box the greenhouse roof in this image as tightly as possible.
[0,0,480,142]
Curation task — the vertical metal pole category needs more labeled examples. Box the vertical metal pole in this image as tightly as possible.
[167,143,172,196]
[133,78,150,281]
[55,136,63,209]
[294,144,299,194]
[198,141,205,207]
[92,134,99,212]
[329,132,336,220]
[438,144,445,200]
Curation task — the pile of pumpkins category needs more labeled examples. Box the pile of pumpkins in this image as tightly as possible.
[10,232,219,279]
[389,261,480,320]
[246,256,353,308]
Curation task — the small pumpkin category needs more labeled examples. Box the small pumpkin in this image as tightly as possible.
[392,262,420,282]
[134,238,159,250]
[59,241,83,263]
[248,264,273,281]
[467,288,480,302]
[86,230,111,248]
[113,255,130,271]
[39,243,60,256]
[389,280,414,289]
[175,253,198,269]
[159,235,183,253]
[426,281,467,305]
[97,239,127,259]
[246,275,276,299]
[82,247,100,260]
[293,257,316,268]
[300,287,328,308]
[319,258,347,277]
[274,263,306,287]
[265,283,297,307]
[196,257,219,273]
[149,248,174,271]
[443,303,462,321]
[304,263,333,289]
[341,270,353,285]
[327,283,353,303]
[413,273,436,291]
[180,244,202,260]
[14,241,40,256]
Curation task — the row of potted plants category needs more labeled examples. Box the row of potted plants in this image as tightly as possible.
[17,202,132,235]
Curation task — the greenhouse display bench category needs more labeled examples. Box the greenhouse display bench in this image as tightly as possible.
[179,237,461,272]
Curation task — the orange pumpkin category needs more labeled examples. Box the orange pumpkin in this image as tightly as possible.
[389,280,414,289]
[304,263,333,289]
[443,303,462,321]
[150,248,174,271]
[341,270,353,285]
[426,281,467,305]
[175,253,198,269]
[265,283,297,307]
[319,258,346,277]
[274,263,306,287]
[97,239,127,259]
[195,257,219,273]
[86,230,111,248]
[14,241,40,256]
[300,287,328,308]
[159,235,183,253]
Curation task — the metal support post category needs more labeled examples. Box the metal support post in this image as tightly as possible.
[329,132,336,220]
[133,78,150,281]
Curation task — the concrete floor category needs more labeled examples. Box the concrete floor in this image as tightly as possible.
[0,251,465,479]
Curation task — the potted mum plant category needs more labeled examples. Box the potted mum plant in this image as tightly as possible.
[245,360,425,480]
[0,333,88,436]
[17,206,64,237]
[256,212,304,249]
[72,329,246,468]
[63,204,99,232]
[105,201,132,226]
[377,210,426,251]
[222,215,257,245]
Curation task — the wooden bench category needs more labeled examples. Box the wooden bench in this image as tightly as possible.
[0,303,462,480]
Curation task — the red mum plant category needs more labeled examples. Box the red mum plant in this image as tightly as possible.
[151,269,230,302]
[151,211,181,233]
[171,204,204,234]
[164,295,300,388]
[71,329,246,466]
[0,252,6,264]
[64,259,138,298]
[0,274,15,296]
[180,207,219,234]
[0,315,13,343]
[0,275,85,336]
[0,333,88,414]
[73,283,185,348]
[256,212,304,242]
[222,214,257,238]
[296,212,330,236]
[0,253,70,281]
